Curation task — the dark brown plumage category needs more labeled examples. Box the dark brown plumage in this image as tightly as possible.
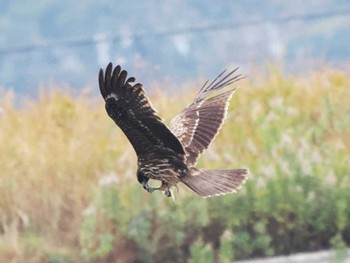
[98,63,248,198]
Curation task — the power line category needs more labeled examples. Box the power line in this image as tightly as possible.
[1,9,350,56]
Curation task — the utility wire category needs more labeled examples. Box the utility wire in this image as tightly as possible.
[0,9,350,55]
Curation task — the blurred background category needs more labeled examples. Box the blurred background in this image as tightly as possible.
[0,1,350,263]
[1,0,350,95]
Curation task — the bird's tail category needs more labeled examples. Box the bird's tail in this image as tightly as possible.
[181,168,248,198]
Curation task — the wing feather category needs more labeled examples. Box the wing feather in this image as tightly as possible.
[99,63,185,156]
[170,69,242,166]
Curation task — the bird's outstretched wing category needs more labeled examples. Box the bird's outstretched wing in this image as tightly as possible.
[169,69,242,166]
[99,63,185,156]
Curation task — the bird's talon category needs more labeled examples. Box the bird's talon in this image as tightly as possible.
[146,187,154,193]
[143,183,152,192]
[164,188,171,197]
[142,182,160,193]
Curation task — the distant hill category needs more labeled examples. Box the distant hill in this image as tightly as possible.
[0,0,349,94]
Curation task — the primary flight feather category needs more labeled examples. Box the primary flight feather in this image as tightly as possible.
[99,63,248,198]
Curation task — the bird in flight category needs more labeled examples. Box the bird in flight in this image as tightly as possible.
[99,63,248,199]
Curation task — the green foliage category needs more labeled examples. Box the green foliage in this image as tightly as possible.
[188,238,214,263]
[1,69,350,262]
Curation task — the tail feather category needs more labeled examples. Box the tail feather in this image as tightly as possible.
[181,168,248,198]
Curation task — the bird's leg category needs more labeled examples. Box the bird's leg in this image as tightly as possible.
[159,182,174,199]
[138,172,160,193]
[140,178,163,193]
[140,179,158,193]
[163,185,176,202]
[164,188,171,197]
[144,180,171,197]
[142,181,175,201]
[163,184,171,197]
[138,172,173,197]
[141,180,151,192]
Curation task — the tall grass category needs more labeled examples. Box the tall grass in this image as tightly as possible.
[0,68,349,262]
